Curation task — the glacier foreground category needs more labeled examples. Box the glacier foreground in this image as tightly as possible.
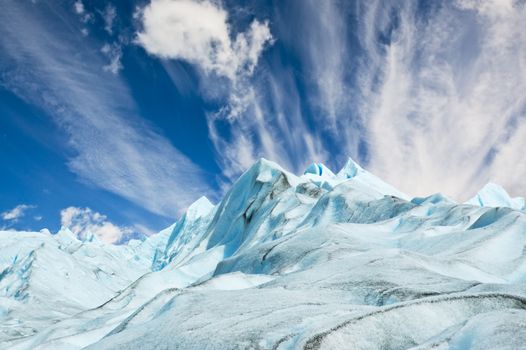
[1,158,526,350]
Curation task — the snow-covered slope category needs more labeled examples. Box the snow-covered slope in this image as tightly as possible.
[2,158,526,349]
[0,228,167,343]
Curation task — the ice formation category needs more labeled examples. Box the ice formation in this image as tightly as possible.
[1,158,526,349]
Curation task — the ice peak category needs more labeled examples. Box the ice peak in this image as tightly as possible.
[54,227,80,244]
[303,163,334,178]
[251,158,284,173]
[185,196,215,219]
[243,158,298,185]
[480,182,509,194]
[337,157,364,179]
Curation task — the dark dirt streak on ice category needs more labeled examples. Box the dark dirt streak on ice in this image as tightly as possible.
[105,288,182,337]
[302,293,526,350]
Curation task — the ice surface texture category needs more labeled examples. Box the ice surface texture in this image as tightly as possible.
[1,158,526,349]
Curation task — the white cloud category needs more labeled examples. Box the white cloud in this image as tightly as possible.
[60,207,132,244]
[0,1,212,217]
[137,0,232,76]
[136,0,272,118]
[137,0,271,80]
[73,0,84,14]
[102,4,117,35]
[1,204,35,221]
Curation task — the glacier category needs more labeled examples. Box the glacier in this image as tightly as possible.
[1,158,526,349]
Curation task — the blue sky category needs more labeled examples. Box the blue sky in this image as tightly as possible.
[1,0,525,242]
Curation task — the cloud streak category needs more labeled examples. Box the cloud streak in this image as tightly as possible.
[355,0,526,199]
[0,0,212,217]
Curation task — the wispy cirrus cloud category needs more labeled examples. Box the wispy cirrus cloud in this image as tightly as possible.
[355,0,526,199]
[137,0,526,200]
[283,1,355,137]
[0,0,212,217]
[205,66,330,183]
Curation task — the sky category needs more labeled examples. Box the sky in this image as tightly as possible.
[1,0,525,243]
